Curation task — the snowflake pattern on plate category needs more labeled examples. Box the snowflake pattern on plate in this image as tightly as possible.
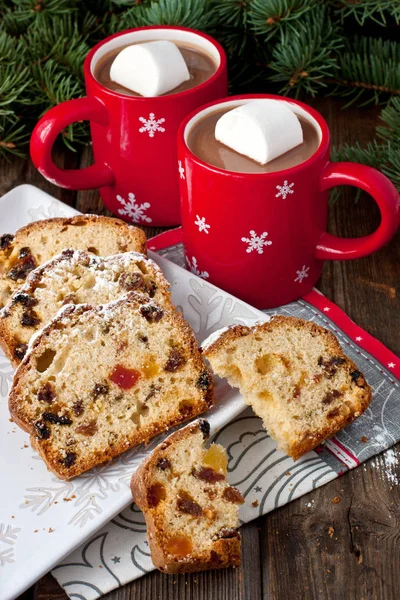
[28,201,71,222]
[138,113,165,138]
[116,192,152,224]
[194,215,210,234]
[0,523,21,567]
[21,441,160,528]
[241,230,272,254]
[294,265,310,283]
[275,180,295,199]
[178,160,185,180]
[185,256,209,279]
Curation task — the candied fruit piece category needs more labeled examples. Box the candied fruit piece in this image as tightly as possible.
[14,343,28,360]
[119,272,144,291]
[322,389,341,405]
[193,467,224,483]
[37,383,55,404]
[62,452,77,468]
[165,535,193,557]
[218,528,240,539]
[156,458,171,470]
[177,495,203,517]
[140,356,160,378]
[223,486,244,504]
[147,482,166,508]
[203,444,227,475]
[76,419,98,436]
[110,365,140,389]
[164,348,186,372]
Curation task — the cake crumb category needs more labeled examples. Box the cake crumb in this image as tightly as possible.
[331,496,341,504]
[48,527,54,533]
[34,529,38,533]
[361,436,368,443]
[252,500,259,507]
[328,526,335,538]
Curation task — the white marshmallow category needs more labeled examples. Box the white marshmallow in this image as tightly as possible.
[215,100,303,165]
[109,40,190,97]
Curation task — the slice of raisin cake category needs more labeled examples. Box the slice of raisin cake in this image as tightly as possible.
[131,419,243,573]
[203,316,371,460]
[9,293,213,480]
[0,250,171,366]
[0,215,147,308]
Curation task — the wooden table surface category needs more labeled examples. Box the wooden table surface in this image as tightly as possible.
[2,96,399,600]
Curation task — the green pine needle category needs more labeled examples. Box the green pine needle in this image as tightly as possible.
[268,4,343,96]
[250,0,318,41]
[333,36,400,106]
[335,0,400,27]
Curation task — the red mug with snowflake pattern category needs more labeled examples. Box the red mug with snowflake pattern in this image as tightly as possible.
[178,95,399,308]
[30,27,227,226]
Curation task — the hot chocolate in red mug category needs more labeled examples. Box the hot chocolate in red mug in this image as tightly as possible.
[30,27,228,227]
[178,95,399,309]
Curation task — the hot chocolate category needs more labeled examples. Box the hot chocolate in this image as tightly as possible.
[95,41,216,96]
[187,105,320,173]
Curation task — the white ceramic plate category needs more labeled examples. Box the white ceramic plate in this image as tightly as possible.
[0,185,269,600]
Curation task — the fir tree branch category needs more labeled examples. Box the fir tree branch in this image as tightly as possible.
[334,0,400,27]
[268,4,343,96]
[0,113,28,159]
[332,36,400,105]
[250,0,318,41]
[377,97,400,142]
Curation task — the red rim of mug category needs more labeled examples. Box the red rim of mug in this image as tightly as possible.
[179,94,331,178]
[84,26,227,103]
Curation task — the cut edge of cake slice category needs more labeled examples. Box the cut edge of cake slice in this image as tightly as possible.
[0,249,171,367]
[0,214,147,307]
[202,316,372,460]
[9,293,214,480]
[131,419,243,574]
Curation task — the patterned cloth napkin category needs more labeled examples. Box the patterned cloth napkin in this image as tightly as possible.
[52,237,399,600]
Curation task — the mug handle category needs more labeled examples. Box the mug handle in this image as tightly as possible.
[30,97,115,190]
[315,162,399,260]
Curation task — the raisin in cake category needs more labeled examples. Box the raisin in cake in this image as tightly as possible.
[0,215,147,308]
[0,250,171,366]
[131,419,243,573]
[9,293,213,479]
[203,316,371,460]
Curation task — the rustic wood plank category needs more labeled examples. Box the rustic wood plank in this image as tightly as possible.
[0,141,79,207]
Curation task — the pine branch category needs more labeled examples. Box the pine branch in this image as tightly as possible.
[112,0,214,32]
[333,139,400,193]
[377,97,400,142]
[250,0,319,41]
[268,4,343,96]
[334,0,400,27]
[332,36,400,106]
[0,113,28,159]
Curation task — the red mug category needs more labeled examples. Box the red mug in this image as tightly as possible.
[30,27,227,226]
[178,95,399,309]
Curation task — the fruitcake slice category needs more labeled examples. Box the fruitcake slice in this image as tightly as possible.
[131,419,243,574]
[9,293,213,480]
[203,316,371,460]
[0,215,147,307]
[0,250,171,367]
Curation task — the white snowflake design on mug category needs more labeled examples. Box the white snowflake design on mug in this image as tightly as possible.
[275,180,295,199]
[241,230,272,254]
[138,113,166,138]
[116,192,152,223]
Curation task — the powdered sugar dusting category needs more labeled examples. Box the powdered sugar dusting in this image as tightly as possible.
[367,448,399,485]
[201,326,232,352]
